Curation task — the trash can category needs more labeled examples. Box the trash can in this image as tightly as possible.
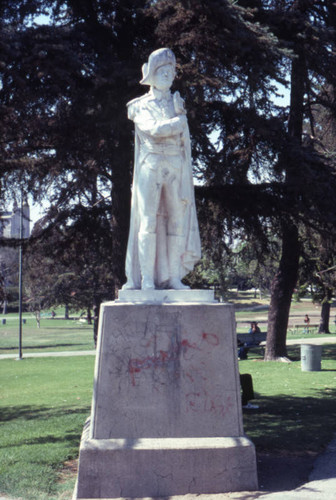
[301,344,322,372]
[2,319,6,325]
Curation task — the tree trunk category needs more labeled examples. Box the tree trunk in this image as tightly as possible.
[319,289,332,333]
[64,303,69,320]
[265,223,300,360]
[87,307,92,325]
[265,14,306,361]
[93,299,101,347]
[35,310,41,328]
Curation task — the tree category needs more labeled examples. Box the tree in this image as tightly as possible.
[298,229,336,334]
[230,238,280,295]
[2,0,336,359]
[152,0,336,360]
[310,84,336,333]
[262,0,336,359]
[152,0,290,251]
[0,0,156,294]
[25,203,115,342]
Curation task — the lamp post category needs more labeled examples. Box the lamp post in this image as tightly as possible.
[17,197,23,360]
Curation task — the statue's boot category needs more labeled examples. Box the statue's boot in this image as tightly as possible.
[121,279,136,290]
[138,232,156,290]
[168,235,190,290]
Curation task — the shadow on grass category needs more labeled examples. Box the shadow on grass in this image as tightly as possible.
[1,432,82,449]
[244,386,336,454]
[235,303,270,311]
[0,405,90,423]
[285,344,336,363]
[320,344,336,359]
[247,343,336,363]
[0,343,90,351]
[257,451,316,492]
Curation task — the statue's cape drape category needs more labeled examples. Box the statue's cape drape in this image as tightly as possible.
[123,94,201,289]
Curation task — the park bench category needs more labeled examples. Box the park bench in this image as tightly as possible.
[289,323,319,334]
[237,332,266,357]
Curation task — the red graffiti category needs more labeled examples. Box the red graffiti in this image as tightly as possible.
[202,332,219,346]
[128,332,219,386]
[128,350,173,386]
[185,391,232,417]
[181,339,200,350]
[185,392,202,412]
[180,339,201,360]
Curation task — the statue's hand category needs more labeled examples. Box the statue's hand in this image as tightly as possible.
[176,114,187,130]
[173,91,186,115]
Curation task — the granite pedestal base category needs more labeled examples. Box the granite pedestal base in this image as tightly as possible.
[74,300,258,498]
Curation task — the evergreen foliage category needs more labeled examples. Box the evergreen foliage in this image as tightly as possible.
[1,0,155,292]
[1,0,336,357]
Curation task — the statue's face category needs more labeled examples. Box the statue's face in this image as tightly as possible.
[152,64,175,91]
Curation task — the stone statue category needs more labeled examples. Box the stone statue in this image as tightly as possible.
[122,48,201,291]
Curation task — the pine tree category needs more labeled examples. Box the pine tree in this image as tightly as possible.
[0,0,156,293]
[153,0,336,359]
[1,1,336,358]
[264,0,336,358]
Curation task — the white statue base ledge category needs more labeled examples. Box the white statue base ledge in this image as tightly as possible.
[117,288,216,303]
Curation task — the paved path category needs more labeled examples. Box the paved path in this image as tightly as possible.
[286,335,336,346]
[0,350,96,360]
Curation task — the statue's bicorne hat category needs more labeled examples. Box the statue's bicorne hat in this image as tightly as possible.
[140,48,176,86]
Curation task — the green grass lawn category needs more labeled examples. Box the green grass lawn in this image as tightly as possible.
[0,317,95,354]
[1,297,336,498]
[240,344,336,454]
[0,356,95,499]
[1,346,336,498]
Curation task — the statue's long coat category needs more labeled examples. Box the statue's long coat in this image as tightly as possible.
[123,90,201,289]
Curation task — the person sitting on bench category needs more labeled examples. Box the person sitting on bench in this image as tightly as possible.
[238,322,261,359]
[248,321,261,335]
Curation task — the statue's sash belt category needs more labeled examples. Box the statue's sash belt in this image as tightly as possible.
[140,142,182,156]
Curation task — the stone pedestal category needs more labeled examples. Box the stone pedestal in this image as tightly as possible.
[74,297,258,498]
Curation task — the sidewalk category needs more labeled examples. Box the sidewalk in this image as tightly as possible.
[286,335,336,346]
[0,350,96,360]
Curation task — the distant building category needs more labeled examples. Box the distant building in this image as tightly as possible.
[0,201,30,239]
[0,202,30,313]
